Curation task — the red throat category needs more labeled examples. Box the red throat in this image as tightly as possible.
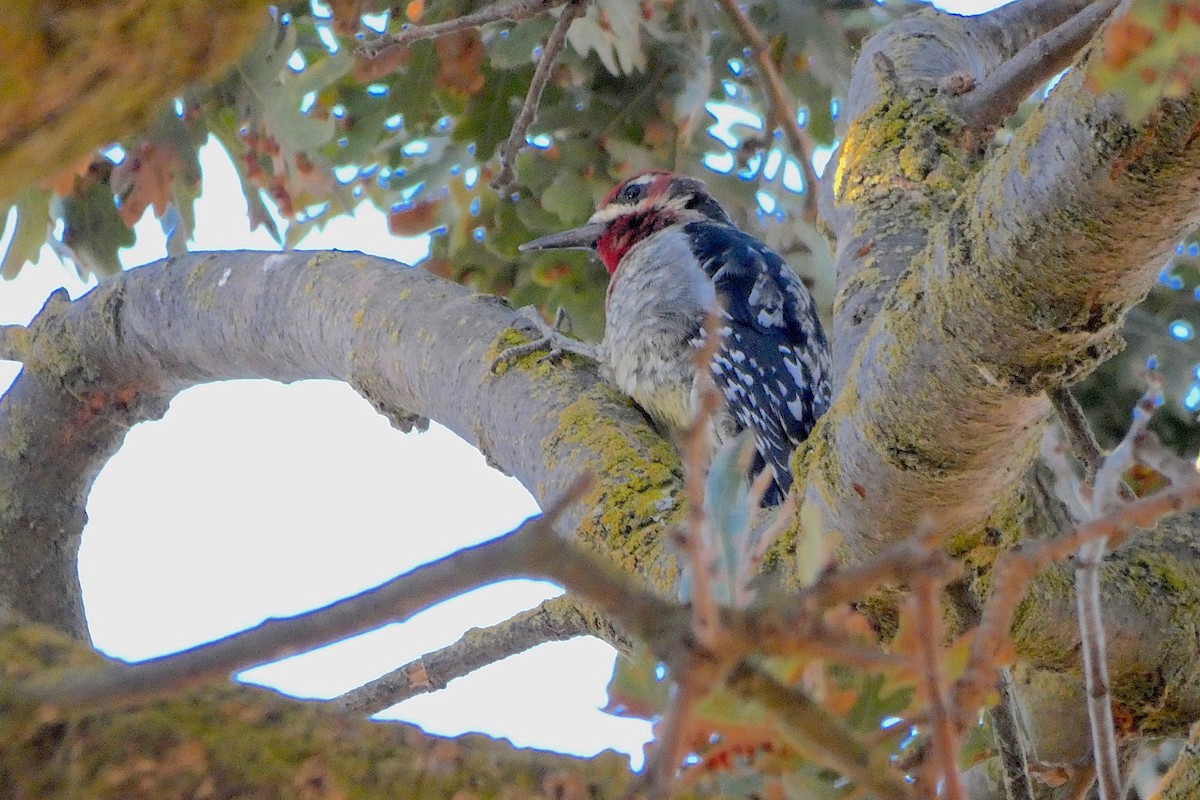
[595,211,675,275]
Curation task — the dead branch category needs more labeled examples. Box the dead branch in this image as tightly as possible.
[913,577,966,800]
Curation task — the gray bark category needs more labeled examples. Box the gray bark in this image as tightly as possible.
[0,251,682,638]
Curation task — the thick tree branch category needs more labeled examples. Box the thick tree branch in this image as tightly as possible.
[0,1,270,200]
[954,1,1119,130]
[809,6,1200,563]
[0,251,684,636]
[0,617,643,800]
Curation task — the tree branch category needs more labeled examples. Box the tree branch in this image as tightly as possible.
[491,0,589,196]
[0,617,642,800]
[990,668,1036,800]
[333,594,628,714]
[0,251,684,636]
[725,660,913,800]
[362,0,560,54]
[714,0,821,224]
[955,0,1119,130]
[22,476,595,712]
[953,474,1200,724]
[810,5,1200,564]
[913,576,966,800]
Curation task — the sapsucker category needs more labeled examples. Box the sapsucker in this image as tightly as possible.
[519,170,831,505]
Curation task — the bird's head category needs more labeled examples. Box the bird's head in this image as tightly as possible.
[520,171,733,274]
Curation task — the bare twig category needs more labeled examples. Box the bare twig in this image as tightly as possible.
[1072,382,1165,800]
[332,594,627,714]
[725,660,913,800]
[795,531,957,612]
[713,0,820,224]
[358,0,561,70]
[491,0,589,196]
[22,475,596,712]
[634,676,707,800]
[1076,535,1121,800]
[956,0,1119,130]
[913,577,966,800]
[990,668,1036,800]
[682,312,725,648]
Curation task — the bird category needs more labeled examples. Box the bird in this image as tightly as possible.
[516,170,831,505]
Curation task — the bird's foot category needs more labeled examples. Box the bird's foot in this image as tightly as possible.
[492,307,599,373]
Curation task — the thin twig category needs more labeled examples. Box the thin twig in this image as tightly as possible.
[990,668,1036,800]
[913,577,966,800]
[491,0,589,196]
[956,0,1119,130]
[682,311,725,649]
[332,594,627,714]
[634,675,707,800]
[1072,383,1165,800]
[358,0,561,68]
[22,475,596,712]
[725,661,913,800]
[1076,536,1121,800]
[953,473,1200,726]
[714,0,820,224]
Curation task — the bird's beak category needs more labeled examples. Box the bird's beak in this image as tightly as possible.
[519,222,607,252]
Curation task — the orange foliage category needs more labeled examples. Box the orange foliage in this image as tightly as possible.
[435,31,486,97]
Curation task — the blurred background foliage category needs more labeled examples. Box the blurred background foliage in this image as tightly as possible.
[1,0,1197,448]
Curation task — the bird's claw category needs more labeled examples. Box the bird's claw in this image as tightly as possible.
[491,306,597,373]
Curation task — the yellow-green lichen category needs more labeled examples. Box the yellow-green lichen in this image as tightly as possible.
[545,395,681,592]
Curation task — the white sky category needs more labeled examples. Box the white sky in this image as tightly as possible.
[0,0,1006,772]
[0,140,653,764]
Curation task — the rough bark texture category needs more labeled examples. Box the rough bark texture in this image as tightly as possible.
[0,614,641,800]
[808,8,1200,563]
[6,0,1200,796]
[0,1,271,199]
[0,251,682,638]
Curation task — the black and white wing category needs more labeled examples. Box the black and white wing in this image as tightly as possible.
[684,221,832,503]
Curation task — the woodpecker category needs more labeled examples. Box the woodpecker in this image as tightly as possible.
[519,170,831,504]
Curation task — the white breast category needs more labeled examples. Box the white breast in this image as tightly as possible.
[600,227,716,431]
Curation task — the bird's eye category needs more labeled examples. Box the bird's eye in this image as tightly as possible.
[620,183,645,203]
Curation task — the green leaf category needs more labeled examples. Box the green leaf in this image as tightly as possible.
[540,169,596,225]
[236,19,352,154]
[0,189,51,280]
[486,17,554,70]
[603,646,669,720]
[57,178,135,279]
